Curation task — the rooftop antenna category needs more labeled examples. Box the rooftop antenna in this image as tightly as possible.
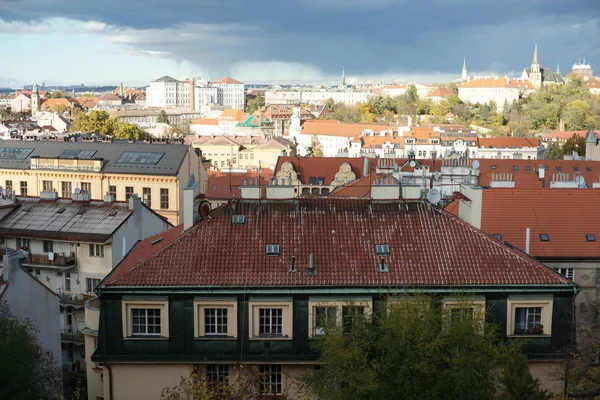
[426,188,441,205]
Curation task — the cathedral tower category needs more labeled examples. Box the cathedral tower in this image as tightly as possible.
[461,57,467,81]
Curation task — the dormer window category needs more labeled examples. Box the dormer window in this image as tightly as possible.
[232,215,246,225]
[309,177,317,185]
[375,244,390,256]
[586,234,596,242]
[539,234,549,242]
[317,177,325,185]
[266,244,280,256]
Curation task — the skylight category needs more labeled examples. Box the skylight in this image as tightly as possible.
[493,234,502,241]
[375,244,390,256]
[231,215,246,225]
[378,259,389,273]
[0,148,34,160]
[586,234,596,242]
[539,234,549,242]
[116,151,164,165]
[56,207,66,214]
[266,244,280,256]
[59,149,97,159]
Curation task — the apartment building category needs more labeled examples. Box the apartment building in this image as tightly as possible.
[90,190,577,399]
[458,76,535,110]
[0,139,206,224]
[0,191,170,394]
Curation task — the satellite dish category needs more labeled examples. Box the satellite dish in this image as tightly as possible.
[472,160,480,169]
[198,200,211,219]
[426,188,442,204]
[409,160,416,168]
[74,188,81,194]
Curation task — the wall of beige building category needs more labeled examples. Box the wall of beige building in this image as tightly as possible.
[83,298,103,400]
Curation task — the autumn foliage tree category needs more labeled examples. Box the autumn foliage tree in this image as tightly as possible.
[70,110,144,139]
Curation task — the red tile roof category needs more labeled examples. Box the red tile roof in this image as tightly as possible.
[103,199,573,287]
[478,137,541,149]
[218,77,244,85]
[542,130,592,141]
[427,87,453,98]
[460,77,534,89]
[192,118,219,125]
[479,189,600,259]
[301,120,395,138]
[274,156,377,185]
[329,172,376,197]
[40,98,72,109]
[207,170,274,200]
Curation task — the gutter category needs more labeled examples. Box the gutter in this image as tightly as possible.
[105,363,114,400]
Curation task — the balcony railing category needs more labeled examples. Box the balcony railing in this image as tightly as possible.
[62,362,87,379]
[27,251,76,267]
[60,292,94,306]
[61,327,84,343]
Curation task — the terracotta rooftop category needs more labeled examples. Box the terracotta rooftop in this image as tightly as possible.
[301,120,395,138]
[220,109,247,122]
[460,77,535,89]
[40,98,72,109]
[102,199,574,288]
[217,77,244,85]
[478,189,600,259]
[207,170,274,200]
[542,130,592,141]
[427,87,453,98]
[478,137,541,149]
[192,118,219,125]
[329,172,376,197]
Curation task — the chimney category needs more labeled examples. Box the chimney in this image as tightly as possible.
[128,193,142,211]
[3,250,21,283]
[40,190,58,201]
[305,253,316,276]
[266,178,295,199]
[104,194,115,204]
[525,228,531,254]
[71,190,91,202]
[363,157,369,177]
[183,174,200,231]
[240,178,261,199]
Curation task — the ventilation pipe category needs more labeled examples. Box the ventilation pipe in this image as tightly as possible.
[525,228,531,254]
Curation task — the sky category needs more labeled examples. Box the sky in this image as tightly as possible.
[0,0,598,87]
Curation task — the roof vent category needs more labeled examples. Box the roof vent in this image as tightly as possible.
[378,258,389,273]
[289,256,296,272]
[586,234,596,242]
[539,233,549,242]
[151,237,164,246]
[76,209,86,215]
[305,253,316,276]
[232,214,246,225]
[108,210,118,217]
[56,207,66,214]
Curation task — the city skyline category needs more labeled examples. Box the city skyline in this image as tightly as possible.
[0,0,598,87]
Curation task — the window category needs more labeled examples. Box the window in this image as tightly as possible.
[266,244,280,256]
[61,181,72,198]
[374,243,391,256]
[5,180,12,193]
[65,272,71,291]
[89,244,104,257]
[59,149,97,159]
[260,364,282,395]
[195,300,237,338]
[20,181,27,196]
[142,187,151,207]
[342,306,365,334]
[491,165,497,170]
[313,306,337,336]
[123,300,168,338]
[206,364,229,384]
[507,298,553,336]
[16,238,30,249]
[86,278,101,292]
[125,186,134,200]
[109,185,116,199]
[540,234,549,241]
[132,308,162,336]
[443,298,486,330]
[554,268,574,280]
[42,180,53,191]
[249,301,292,339]
[43,240,53,253]
[81,182,91,193]
[493,234,502,241]
[587,234,596,242]
[525,165,531,171]
[160,188,169,209]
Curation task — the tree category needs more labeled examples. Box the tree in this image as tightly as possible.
[498,347,551,400]
[304,295,550,400]
[70,110,144,139]
[324,98,335,112]
[157,110,170,124]
[161,365,288,400]
[562,133,587,157]
[406,84,418,103]
[308,135,323,157]
[245,94,265,114]
[564,100,592,130]
[512,127,525,137]
[0,301,61,400]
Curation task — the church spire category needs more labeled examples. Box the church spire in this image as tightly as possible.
[532,44,539,66]
[556,63,560,75]
[341,65,346,87]
[461,57,467,81]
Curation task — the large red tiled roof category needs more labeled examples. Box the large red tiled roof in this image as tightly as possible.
[478,137,541,149]
[207,170,274,199]
[329,172,376,197]
[274,156,377,185]
[479,189,600,259]
[104,199,572,288]
[301,120,395,138]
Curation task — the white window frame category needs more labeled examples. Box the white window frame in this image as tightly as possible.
[194,300,237,339]
[89,244,104,257]
[206,364,229,384]
[248,301,293,340]
[122,300,169,339]
[554,268,574,280]
[307,299,372,338]
[507,298,553,336]
[86,278,101,293]
[443,298,486,331]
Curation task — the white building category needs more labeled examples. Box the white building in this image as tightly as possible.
[458,76,535,110]
[266,89,373,106]
[0,192,171,383]
[147,76,245,111]
[476,137,545,160]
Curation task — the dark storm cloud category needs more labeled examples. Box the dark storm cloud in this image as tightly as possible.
[1,0,598,80]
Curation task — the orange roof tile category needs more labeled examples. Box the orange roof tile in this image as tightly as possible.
[427,87,453,98]
[218,77,243,84]
[207,170,274,199]
[460,77,534,89]
[479,189,600,259]
[329,172,377,197]
[192,118,219,125]
[274,156,377,185]
[362,134,404,148]
[478,137,540,149]
[40,98,72,109]
[219,109,247,122]
[301,120,395,138]
[542,130,590,140]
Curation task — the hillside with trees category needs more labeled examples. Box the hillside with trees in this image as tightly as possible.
[323,78,600,136]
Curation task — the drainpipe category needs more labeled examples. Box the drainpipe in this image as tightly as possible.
[105,363,114,400]
[525,228,530,254]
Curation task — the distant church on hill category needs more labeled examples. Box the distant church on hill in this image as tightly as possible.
[520,44,564,89]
